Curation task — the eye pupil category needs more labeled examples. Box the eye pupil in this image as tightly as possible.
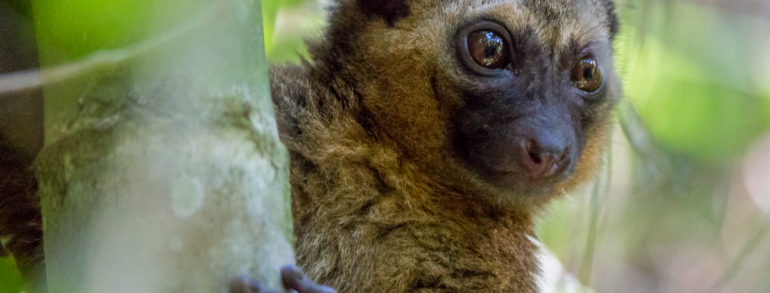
[467,30,510,69]
[583,67,593,80]
[484,45,498,59]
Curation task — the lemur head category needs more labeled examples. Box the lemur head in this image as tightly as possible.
[313,0,620,204]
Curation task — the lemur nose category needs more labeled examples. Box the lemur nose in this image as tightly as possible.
[521,139,571,179]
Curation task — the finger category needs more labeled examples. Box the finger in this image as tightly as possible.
[281,265,336,293]
[229,274,279,293]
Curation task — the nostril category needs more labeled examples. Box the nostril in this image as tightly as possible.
[549,148,571,176]
[521,139,570,179]
[528,150,542,164]
[557,148,570,166]
[525,139,541,164]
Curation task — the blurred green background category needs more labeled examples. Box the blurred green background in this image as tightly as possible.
[2,0,769,292]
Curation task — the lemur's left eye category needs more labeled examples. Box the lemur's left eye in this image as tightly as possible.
[467,30,510,69]
[571,57,603,93]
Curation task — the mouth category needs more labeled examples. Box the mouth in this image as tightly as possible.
[475,162,574,193]
[455,135,578,194]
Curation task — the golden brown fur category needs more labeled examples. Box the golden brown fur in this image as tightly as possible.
[270,0,620,291]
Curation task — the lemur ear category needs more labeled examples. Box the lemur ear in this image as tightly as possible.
[604,0,619,39]
[357,0,410,27]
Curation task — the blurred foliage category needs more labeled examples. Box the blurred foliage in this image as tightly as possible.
[31,0,219,66]
[0,253,21,293]
[623,1,770,162]
[262,0,325,63]
[2,0,769,292]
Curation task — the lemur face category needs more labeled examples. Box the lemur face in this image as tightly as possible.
[331,0,620,200]
[445,2,620,196]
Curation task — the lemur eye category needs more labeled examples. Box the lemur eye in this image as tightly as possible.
[467,30,510,69]
[571,57,603,93]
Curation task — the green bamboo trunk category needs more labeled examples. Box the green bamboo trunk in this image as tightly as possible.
[32,0,293,291]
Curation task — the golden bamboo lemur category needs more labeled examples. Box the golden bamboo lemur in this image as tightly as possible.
[1,0,620,292]
[269,0,620,291]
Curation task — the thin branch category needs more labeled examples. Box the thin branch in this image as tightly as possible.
[617,100,675,182]
[711,220,768,291]
[0,0,228,96]
[577,131,614,285]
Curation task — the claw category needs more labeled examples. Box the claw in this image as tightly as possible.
[229,275,260,293]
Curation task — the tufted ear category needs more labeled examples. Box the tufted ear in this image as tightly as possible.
[604,0,619,40]
[356,0,410,27]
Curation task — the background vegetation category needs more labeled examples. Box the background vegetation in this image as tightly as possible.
[2,0,768,291]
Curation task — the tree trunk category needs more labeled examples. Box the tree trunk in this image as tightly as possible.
[32,0,293,292]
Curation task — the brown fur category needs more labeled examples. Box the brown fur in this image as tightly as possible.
[270,0,620,291]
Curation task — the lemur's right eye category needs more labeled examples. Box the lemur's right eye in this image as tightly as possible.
[458,21,513,75]
[467,30,510,69]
